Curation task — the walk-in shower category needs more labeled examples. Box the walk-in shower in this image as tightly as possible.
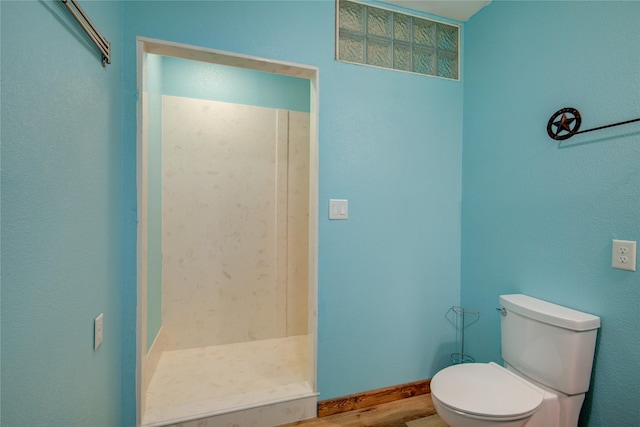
[136,38,318,427]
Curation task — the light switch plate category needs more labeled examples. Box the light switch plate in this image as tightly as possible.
[329,199,348,220]
[612,240,636,271]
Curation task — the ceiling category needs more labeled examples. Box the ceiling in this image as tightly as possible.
[381,1,491,22]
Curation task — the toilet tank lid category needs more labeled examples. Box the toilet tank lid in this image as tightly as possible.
[500,294,600,331]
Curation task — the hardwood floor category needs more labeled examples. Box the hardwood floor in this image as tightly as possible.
[279,394,448,427]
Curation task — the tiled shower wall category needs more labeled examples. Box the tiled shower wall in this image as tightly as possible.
[161,95,310,350]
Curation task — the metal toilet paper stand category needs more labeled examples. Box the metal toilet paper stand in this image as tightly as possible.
[450,306,479,364]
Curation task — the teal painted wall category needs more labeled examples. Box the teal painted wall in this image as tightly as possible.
[162,56,311,112]
[1,1,124,426]
[120,3,463,424]
[462,1,640,426]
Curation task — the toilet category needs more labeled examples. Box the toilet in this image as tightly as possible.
[431,294,600,427]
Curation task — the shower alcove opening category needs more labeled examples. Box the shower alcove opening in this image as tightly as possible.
[136,38,319,427]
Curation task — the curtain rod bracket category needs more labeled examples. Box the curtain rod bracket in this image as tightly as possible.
[61,0,111,67]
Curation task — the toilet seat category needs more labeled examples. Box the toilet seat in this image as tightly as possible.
[431,362,544,421]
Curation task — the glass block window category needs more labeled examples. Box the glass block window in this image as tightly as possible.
[336,0,460,80]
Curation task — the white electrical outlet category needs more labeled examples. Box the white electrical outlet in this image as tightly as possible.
[612,240,636,271]
[94,313,104,350]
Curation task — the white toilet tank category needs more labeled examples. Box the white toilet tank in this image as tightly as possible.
[500,294,600,395]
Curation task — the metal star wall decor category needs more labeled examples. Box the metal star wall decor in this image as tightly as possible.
[547,107,640,141]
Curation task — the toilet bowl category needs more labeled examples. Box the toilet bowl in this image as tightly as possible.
[431,362,543,427]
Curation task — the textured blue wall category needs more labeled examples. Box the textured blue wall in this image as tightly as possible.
[462,1,640,425]
[1,1,124,425]
[121,2,463,423]
[162,56,311,112]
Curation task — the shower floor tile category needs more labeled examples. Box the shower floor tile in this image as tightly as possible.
[142,335,313,426]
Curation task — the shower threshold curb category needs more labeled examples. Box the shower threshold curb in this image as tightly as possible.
[141,387,318,427]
